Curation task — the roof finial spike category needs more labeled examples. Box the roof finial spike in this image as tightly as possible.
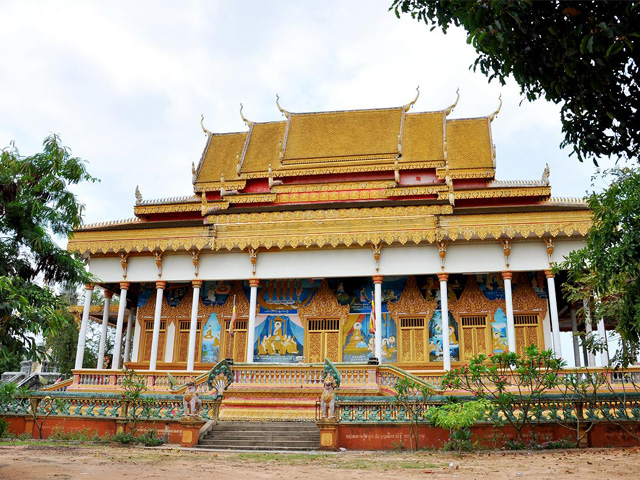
[239,103,253,127]
[403,85,420,112]
[445,88,460,116]
[275,94,291,119]
[135,185,142,205]
[200,114,212,137]
[542,163,550,185]
[489,94,503,122]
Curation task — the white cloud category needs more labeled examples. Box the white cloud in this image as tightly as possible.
[0,0,612,229]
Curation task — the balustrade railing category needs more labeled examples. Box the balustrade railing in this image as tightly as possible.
[54,365,640,397]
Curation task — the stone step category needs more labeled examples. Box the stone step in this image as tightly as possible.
[197,420,320,450]
[193,444,319,452]
[199,439,319,448]
[203,432,319,440]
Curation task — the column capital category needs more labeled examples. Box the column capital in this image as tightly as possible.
[85,283,95,291]
[103,290,114,299]
[501,270,513,280]
[544,269,555,279]
[119,281,130,291]
[249,278,260,288]
[437,272,449,282]
[372,275,383,284]
[192,279,203,288]
[156,280,167,289]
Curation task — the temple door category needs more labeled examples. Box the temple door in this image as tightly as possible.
[398,317,427,363]
[174,319,202,364]
[306,318,341,363]
[460,315,490,360]
[142,318,166,363]
[514,313,543,355]
[222,318,247,363]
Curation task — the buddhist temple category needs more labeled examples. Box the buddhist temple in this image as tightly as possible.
[58,89,601,422]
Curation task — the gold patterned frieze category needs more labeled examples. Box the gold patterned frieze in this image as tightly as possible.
[438,210,592,241]
[239,160,446,180]
[193,180,247,193]
[69,204,591,255]
[436,167,495,179]
[133,202,202,215]
[226,193,278,204]
[438,186,551,201]
[384,185,447,197]
[271,180,397,193]
[275,189,386,203]
[67,226,212,255]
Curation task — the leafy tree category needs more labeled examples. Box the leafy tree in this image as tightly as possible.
[561,167,640,353]
[394,377,434,451]
[0,135,97,366]
[441,345,564,445]
[120,367,152,437]
[391,0,640,163]
[427,398,491,453]
[45,312,102,376]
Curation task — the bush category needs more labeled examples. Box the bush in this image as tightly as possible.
[112,431,135,444]
[50,426,102,442]
[0,418,9,438]
[137,429,164,447]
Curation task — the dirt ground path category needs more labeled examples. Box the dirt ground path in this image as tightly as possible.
[1,444,639,480]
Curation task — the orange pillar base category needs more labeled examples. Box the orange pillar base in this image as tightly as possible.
[317,418,339,451]
[179,417,205,447]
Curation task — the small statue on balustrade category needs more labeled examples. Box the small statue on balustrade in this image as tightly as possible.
[320,373,338,419]
[182,377,202,417]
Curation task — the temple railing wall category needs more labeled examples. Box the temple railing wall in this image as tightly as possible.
[41,365,640,397]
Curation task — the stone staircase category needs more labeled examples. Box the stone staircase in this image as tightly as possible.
[196,421,320,451]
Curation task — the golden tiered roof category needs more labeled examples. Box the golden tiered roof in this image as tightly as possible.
[68,93,591,256]
[194,98,491,188]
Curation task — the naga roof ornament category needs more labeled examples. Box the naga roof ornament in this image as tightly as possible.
[403,85,420,112]
[489,94,503,122]
[275,93,291,119]
[200,114,212,136]
[239,103,253,127]
[445,88,460,116]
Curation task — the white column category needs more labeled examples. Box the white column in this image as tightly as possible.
[75,284,95,370]
[111,282,128,370]
[584,301,596,367]
[373,275,383,361]
[570,305,581,367]
[131,316,142,363]
[438,272,451,371]
[597,318,610,367]
[502,271,516,352]
[545,270,562,359]
[123,307,134,364]
[149,281,166,371]
[246,278,259,364]
[97,290,113,369]
[187,280,202,371]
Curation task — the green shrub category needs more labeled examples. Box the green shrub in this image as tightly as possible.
[112,431,135,444]
[0,418,9,438]
[136,429,164,447]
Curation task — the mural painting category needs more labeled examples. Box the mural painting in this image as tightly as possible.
[428,310,460,362]
[491,308,508,353]
[200,280,232,306]
[380,313,397,363]
[342,313,375,362]
[254,314,304,363]
[200,313,222,363]
[528,272,549,299]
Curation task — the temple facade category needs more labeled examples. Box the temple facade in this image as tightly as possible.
[67,91,597,380]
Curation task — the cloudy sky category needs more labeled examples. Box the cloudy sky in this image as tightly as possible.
[1,0,617,228]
